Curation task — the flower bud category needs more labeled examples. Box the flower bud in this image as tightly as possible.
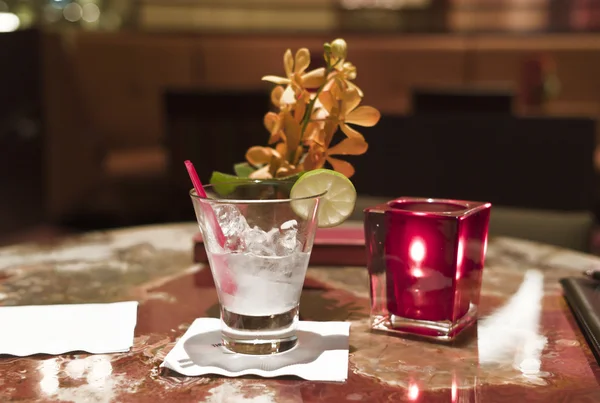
[330,39,347,61]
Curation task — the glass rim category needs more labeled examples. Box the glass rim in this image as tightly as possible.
[188,180,327,204]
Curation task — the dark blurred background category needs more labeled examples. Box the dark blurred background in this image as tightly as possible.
[2,0,600,252]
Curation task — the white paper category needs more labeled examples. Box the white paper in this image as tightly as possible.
[0,301,138,356]
[161,318,350,382]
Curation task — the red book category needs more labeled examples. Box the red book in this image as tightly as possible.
[193,222,366,266]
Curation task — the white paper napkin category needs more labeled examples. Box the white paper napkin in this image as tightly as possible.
[161,318,350,382]
[0,301,138,356]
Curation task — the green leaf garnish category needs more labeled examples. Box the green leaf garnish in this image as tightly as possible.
[234,162,255,178]
[209,171,248,196]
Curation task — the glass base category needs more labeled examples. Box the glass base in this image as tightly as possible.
[371,303,478,342]
[223,335,298,355]
[220,306,299,355]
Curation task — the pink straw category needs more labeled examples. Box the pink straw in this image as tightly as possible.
[185,160,208,198]
[185,160,236,294]
[184,160,227,247]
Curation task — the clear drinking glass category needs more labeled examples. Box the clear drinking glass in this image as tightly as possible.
[190,180,323,355]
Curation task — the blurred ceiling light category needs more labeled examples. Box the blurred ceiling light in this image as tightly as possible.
[340,0,430,10]
[0,12,20,32]
[63,3,83,22]
[63,2,82,22]
[82,3,100,23]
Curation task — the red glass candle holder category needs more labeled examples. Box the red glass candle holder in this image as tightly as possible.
[364,197,491,341]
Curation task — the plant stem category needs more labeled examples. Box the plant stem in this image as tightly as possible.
[299,65,338,140]
[294,59,342,167]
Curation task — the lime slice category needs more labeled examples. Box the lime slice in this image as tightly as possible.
[290,169,357,227]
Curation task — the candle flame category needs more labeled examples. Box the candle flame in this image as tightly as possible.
[409,238,426,263]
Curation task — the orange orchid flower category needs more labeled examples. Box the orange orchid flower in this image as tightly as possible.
[305,136,368,178]
[319,88,380,141]
[262,48,326,105]
[219,39,381,183]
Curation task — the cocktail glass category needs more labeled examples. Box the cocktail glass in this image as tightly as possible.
[364,197,491,341]
[190,180,323,355]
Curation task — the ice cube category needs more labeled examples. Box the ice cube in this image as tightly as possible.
[214,205,249,252]
[244,227,277,257]
[280,219,297,231]
[276,219,299,256]
[214,205,249,236]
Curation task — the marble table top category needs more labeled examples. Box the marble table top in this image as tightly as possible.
[0,223,598,402]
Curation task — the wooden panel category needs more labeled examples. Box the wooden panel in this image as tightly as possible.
[42,32,101,220]
[549,51,600,103]
[193,34,468,114]
[348,49,467,113]
[0,29,45,231]
[69,32,600,150]
[468,35,600,104]
[72,33,194,149]
[341,36,467,114]
[468,35,600,143]
[192,35,328,89]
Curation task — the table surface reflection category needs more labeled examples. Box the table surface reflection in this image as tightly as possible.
[0,223,598,402]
